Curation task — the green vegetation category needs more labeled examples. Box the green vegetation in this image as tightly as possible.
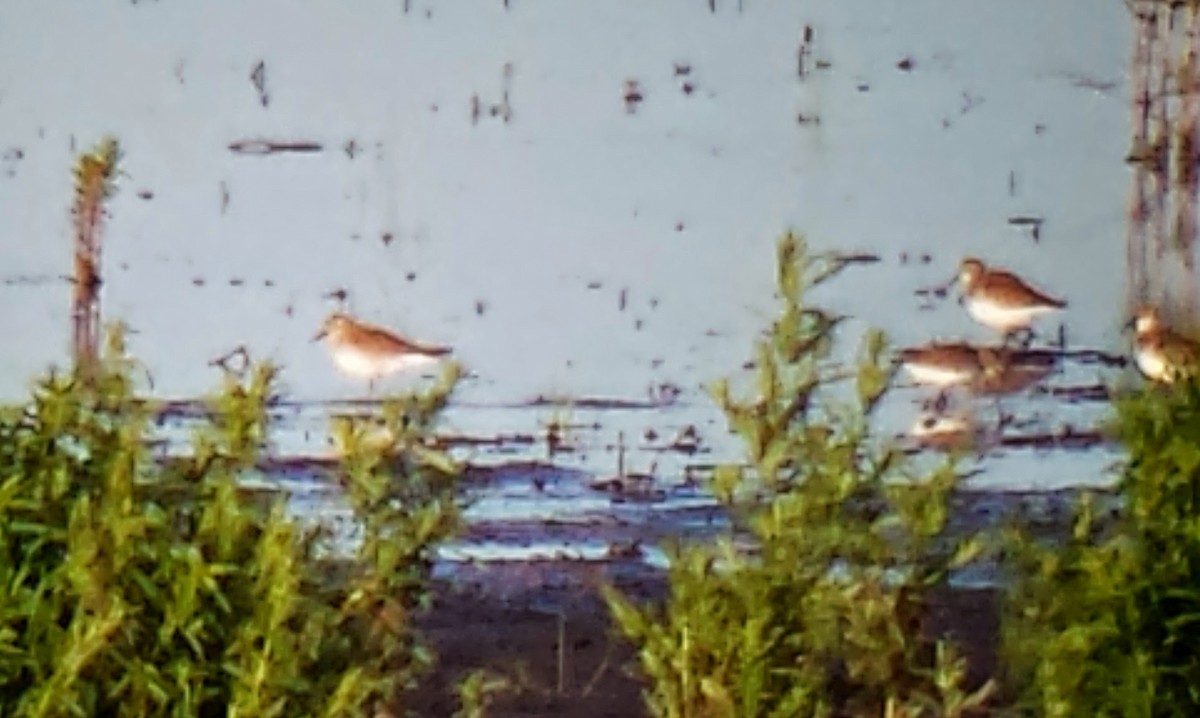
[605,233,993,717]
[1003,372,1200,717]
[0,325,462,716]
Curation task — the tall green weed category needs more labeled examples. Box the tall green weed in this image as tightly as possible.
[606,233,993,717]
[0,326,461,717]
[1003,373,1200,717]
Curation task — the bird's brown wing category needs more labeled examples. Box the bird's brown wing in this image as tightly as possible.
[358,323,452,357]
[898,343,980,368]
[984,270,1067,308]
[1162,331,1200,376]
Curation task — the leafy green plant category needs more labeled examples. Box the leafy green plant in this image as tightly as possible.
[0,324,462,717]
[605,232,993,717]
[1002,374,1200,718]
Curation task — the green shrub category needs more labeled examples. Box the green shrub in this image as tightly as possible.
[605,233,993,717]
[1003,374,1200,717]
[0,326,462,717]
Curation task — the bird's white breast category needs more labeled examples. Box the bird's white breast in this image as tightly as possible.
[902,362,976,387]
[332,345,438,379]
[1135,346,1171,383]
[965,296,1056,332]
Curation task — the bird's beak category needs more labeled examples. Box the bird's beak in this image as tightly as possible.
[1121,316,1136,333]
[944,273,962,303]
[312,328,327,342]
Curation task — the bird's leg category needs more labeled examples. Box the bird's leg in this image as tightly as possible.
[934,388,951,414]
[992,395,1010,432]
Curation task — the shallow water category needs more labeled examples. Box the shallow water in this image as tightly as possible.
[0,1,1135,576]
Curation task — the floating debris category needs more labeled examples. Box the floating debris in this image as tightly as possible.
[960,91,984,115]
[250,60,269,107]
[2,274,66,287]
[519,394,673,410]
[590,432,663,502]
[623,80,644,114]
[1033,383,1112,403]
[797,25,814,78]
[228,139,323,155]
[1008,215,1044,242]
[1007,216,1043,227]
[209,345,251,375]
[833,251,881,265]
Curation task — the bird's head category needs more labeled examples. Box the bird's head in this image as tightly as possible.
[958,257,986,290]
[313,312,353,343]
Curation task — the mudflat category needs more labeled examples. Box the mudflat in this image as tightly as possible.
[410,562,1001,717]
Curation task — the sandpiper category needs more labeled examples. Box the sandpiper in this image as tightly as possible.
[957,258,1066,340]
[1129,306,1200,384]
[313,311,452,391]
[897,342,988,388]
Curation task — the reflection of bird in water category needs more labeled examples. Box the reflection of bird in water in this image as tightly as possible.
[1129,306,1200,384]
[970,348,1058,397]
[312,311,452,393]
[907,410,995,454]
[957,258,1066,343]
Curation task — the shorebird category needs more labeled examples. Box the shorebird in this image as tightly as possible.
[957,258,1066,342]
[313,311,452,392]
[1129,306,1200,384]
[897,342,990,389]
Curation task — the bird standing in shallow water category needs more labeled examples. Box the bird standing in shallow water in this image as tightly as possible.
[957,258,1066,343]
[1130,306,1200,384]
[313,311,452,393]
[897,342,989,389]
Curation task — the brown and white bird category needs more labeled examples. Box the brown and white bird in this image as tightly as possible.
[313,311,452,391]
[897,341,1056,396]
[957,258,1067,339]
[1130,306,1200,384]
[897,342,989,389]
